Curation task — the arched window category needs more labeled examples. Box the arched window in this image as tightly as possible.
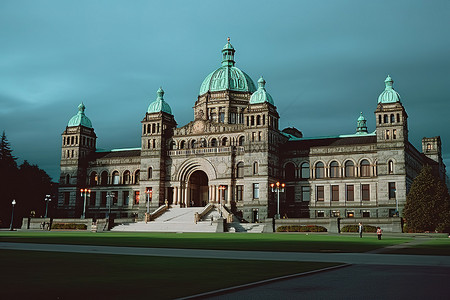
[123,170,131,184]
[396,113,400,123]
[378,115,382,124]
[65,174,70,185]
[180,140,186,149]
[384,115,388,123]
[236,162,244,178]
[253,162,259,175]
[112,171,120,185]
[100,171,108,186]
[169,141,176,150]
[285,163,296,181]
[388,160,394,174]
[345,161,355,177]
[135,170,140,184]
[191,140,197,148]
[89,172,98,186]
[390,114,395,123]
[200,138,207,148]
[256,115,261,125]
[148,167,153,179]
[315,162,324,179]
[300,162,310,179]
[330,161,339,178]
[238,136,244,146]
[360,160,370,177]
[222,137,228,146]
[251,116,255,126]
[210,138,217,147]
[426,143,432,151]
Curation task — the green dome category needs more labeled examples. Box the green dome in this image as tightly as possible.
[249,77,274,105]
[147,87,172,115]
[199,38,256,96]
[68,102,93,128]
[356,112,368,134]
[378,75,401,104]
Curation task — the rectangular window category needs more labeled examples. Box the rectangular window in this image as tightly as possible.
[123,191,129,206]
[389,182,396,199]
[145,187,153,203]
[134,191,140,205]
[393,129,397,139]
[301,186,310,202]
[219,112,225,123]
[347,211,355,218]
[385,130,390,140]
[317,211,325,218]
[64,192,70,205]
[236,185,243,202]
[112,191,118,206]
[362,184,370,201]
[253,183,259,199]
[89,192,96,206]
[101,192,107,207]
[331,185,339,201]
[331,210,340,217]
[316,186,324,201]
[346,185,354,201]
[362,211,370,218]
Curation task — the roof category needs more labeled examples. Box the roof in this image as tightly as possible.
[148,87,172,115]
[250,77,275,105]
[94,148,141,159]
[68,102,93,128]
[282,132,377,150]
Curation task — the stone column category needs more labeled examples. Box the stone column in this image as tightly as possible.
[227,184,232,207]
[173,187,178,205]
[178,186,183,207]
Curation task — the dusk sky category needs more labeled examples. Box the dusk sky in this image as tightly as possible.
[1,0,449,181]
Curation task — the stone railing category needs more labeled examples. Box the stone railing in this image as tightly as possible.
[149,205,168,221]
[168,146,244,156]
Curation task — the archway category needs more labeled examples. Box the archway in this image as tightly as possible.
[188,170,209,207]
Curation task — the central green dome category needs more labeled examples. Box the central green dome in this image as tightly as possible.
[199,38,256,96]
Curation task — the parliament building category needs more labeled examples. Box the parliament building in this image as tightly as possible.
[57,39,446,223]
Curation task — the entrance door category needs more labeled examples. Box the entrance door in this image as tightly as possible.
[252,209,259,223]
[188,171,209,207]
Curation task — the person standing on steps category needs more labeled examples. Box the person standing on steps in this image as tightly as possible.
[377,227,382,240]
[358,222,363,238]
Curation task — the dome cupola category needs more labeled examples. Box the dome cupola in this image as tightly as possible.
[356,112,368,134]
[68,102,93,128]
[147,87,173,115]
[199,38,256,96]
[249,76,274,105]
[378,75,401,104]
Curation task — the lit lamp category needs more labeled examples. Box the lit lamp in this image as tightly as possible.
[9,199,16,231]
[218,186,226,217]
[80,189,91,219]
[270,182,285,219]
[44,194,51,218]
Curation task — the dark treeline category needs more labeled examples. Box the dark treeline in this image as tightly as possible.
[0,131,56,228]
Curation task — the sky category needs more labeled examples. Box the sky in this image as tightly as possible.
[1,0,449,181]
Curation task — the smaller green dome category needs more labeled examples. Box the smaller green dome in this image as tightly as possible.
[68,102,93,128]
[378,75,401,104]
[356,112,368,134]
[249,76,274,105]
[147,87,172,115]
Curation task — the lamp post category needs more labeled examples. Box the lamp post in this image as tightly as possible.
[270,181,285,219]
[145,189,152,214]
[80,189,91,219]
[106,192,114,219]
[44,194,51,218]
[9,199,16,231]
[218,185,226,218]
[394,189,398,217]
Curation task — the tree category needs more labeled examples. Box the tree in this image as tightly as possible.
[0,131,19,227]
[0,130,17,169]
[404,165,450,232]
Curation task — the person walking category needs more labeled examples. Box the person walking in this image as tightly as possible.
[358,222,363,238]
[377,227,382,240]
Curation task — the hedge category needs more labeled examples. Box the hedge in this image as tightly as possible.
[341,224,377,233]
[276,225,327,232]
[51,223,88,230]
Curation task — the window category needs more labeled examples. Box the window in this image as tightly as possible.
[390,114,395,123]
[301,163,310,179]
[101,171,108,186]
[169,141,176,150]
[222,137,228,146]
[345,161,355,177]
[101,192,107,207]
[347,211,355,218]
[346,185,354,201]
[256,115,261,125]
[200,139,207,147]
[89,192,96,206]
[316,186,324,201]
[219,112,225,123]
[211,138,217,147]
[145,187,152,202]
[378,115,382,124]
[397,113,400,123]
[384,114,388,123]
[123,170,131,184]
[135,170,140,184]
[331,210,340,217]
[112,191,118,206]
[385,130,390,140]
[236,185,243,202]
[147,167,153,180]
[331,185,339,201]
[123,191,129,206]
[426,143,432,151]
[251,116,255,126]
[362,184,370,201]
[301,186,310,202]
[317,211,325,218]
[362,211,370,218]
[112,171,120,185]
[238,136,244,146]
[236,162,244,178]
[180,140,186,149]
[315,162,324,179]
[388,160,394,174]
[330,161,339,178]
[64,192,70,205]
[253,183,259,199]
[89,172,98,186]
[393,129,397,139]
[65,174,71,185]
[389,182,396,199]
[253,162,258,175]
[134,191,140,205]
[191,140,197,148]
[360,160,370,177]
[285,163,296,181]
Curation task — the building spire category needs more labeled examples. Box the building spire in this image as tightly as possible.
[221,37,235,67]
[356,112,368,134]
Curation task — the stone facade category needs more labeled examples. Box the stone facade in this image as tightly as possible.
[57,41,446,223]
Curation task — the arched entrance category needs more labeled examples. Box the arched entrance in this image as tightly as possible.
[188,170,209,207]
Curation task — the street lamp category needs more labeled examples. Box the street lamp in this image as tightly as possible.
[145,188,152,214]
[218,185,226,218]
[44,194,51,218]
[106,192,114,219]
[9,199,16,231]
[80,189,91,219]
[270,181,285,219]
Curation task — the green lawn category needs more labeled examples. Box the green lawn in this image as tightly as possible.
[384,238,450,256]
[0,231,411,253]
[0,249,339,300]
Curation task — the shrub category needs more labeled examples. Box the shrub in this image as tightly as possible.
[341,224,377,233]
[276,225,327,232]
[51,223,87,230]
